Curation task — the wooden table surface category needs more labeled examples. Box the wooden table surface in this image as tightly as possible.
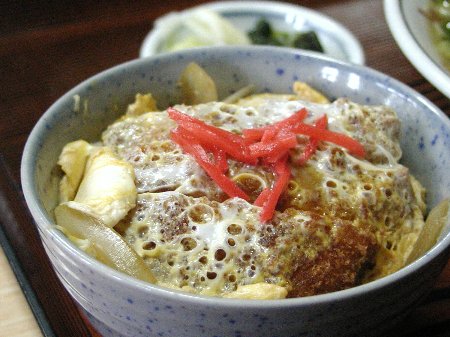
[0,1,449,336]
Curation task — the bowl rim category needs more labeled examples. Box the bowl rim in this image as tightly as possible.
[21,45,450,308]
[383,0,450,98]
[139,0,365,65]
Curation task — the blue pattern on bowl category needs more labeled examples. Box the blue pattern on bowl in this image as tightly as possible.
[22,46,450,337]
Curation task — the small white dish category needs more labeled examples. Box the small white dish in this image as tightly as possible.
[140,1,365,64]
[384,0,450,98]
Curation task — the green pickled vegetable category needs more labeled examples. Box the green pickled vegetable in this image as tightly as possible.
[248,19,324,53]
[293,31,324,52]
[248,19,274,45]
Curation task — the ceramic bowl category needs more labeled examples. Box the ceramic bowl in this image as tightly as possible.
[140,1,365,64]
[21,46,450,337]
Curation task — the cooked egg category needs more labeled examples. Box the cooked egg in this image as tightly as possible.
[57,92,427,298]
[73,147,137,228]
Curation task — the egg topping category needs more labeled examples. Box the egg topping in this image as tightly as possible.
[57,93,426,298]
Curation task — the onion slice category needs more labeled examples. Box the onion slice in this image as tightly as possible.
[406,198,449,264]
[223,283,287,300]
[178,62,218,104]
[58,140,92,202]
[55,201,156,284]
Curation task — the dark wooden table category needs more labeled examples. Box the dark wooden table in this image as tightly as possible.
[1,1,449,336]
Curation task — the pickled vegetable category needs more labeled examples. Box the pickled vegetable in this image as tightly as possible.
[248,19,324,52]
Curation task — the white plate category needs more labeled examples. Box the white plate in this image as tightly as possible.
[140,1,365,64]
[384,0,450,98]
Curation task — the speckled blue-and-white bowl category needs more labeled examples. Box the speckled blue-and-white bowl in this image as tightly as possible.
[21,46,450,337]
